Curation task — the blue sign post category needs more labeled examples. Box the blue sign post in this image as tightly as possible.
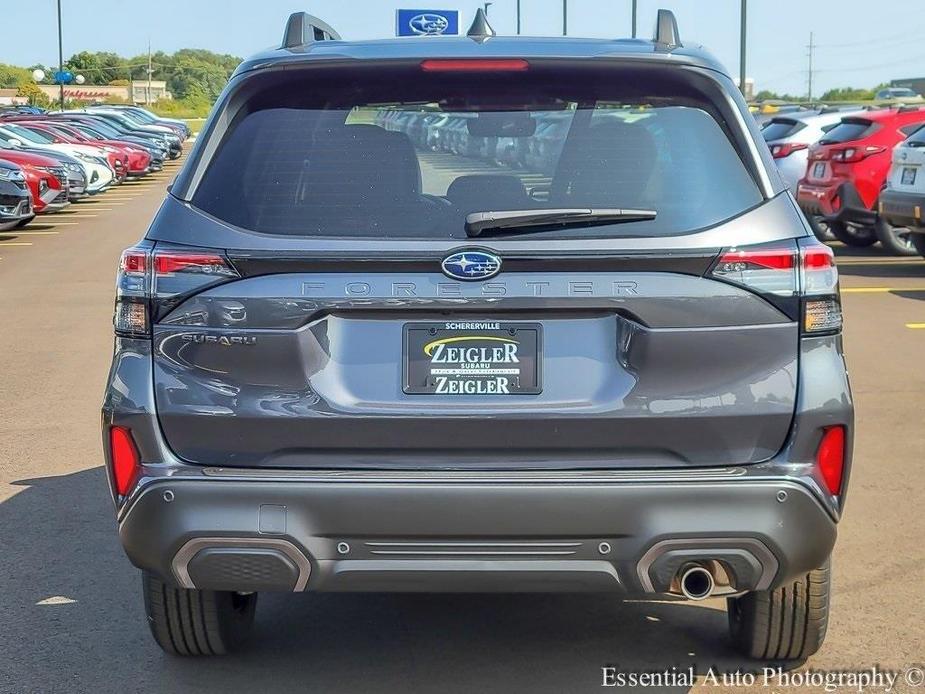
[396,9,459,37]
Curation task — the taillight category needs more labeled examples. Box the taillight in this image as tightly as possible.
[816,426,846,495]
[109,425,141,496]
[711,243,797,296]
[154,251,235,276]
[115,247,151,336]
[831,145,884,163]
[799,239,842,334]
[113,245,238,337]
[420,59,529,72]
[709,239,842,334]
[770,142,808,159]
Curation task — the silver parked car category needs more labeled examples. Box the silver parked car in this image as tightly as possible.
[763,109,862,240]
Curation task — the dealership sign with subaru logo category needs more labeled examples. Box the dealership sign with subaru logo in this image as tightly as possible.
[396,9,459,36]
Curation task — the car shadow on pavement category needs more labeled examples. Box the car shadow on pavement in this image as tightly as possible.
[0,468,797,693]
[837,263,925,279]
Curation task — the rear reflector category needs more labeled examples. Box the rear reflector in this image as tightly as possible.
[816,426,846,495]
[109,426,141,496]
[420,59,529,72]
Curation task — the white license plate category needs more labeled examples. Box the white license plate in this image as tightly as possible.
[813,162,826,178]
[901,167,917,186]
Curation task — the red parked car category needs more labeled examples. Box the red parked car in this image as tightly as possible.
[19,120,152,178]
[797,106,925,253]
[0,149,70,215]
[10,121,130,183]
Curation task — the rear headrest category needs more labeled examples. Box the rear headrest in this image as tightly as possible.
[342,124,421,196]
[561,120,656,206]
[303,125,422,204]
[446,175,529,210]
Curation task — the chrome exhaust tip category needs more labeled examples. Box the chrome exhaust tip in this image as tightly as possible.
[679,563,715,601]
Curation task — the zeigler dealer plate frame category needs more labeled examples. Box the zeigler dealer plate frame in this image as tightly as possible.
[403,321,543,395]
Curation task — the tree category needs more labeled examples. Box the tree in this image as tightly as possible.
[65,51,129,83]
[15,81,50,107]
[0,62,31,88]
[819,86,875,102]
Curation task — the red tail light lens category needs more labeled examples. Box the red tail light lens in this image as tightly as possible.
[770,142,808,159]
[154,252,235,276]
[711,243,798,296]
[832,145,884,163]
[421,59,529,72]
[120,250,147,275]
[816,426,846,495]
[109,426,141,496]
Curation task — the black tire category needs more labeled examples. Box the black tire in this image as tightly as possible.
[727,559,830,661]
[874,218,919,256]
[15,217,33,229]
[807,216,835,243]
[910,231,925,258]
[828,221,877,247]
[142,570,257,656]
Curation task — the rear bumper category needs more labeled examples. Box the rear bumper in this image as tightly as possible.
[118,471,836,596]
[879,188,925,228]
[797,181,877,225]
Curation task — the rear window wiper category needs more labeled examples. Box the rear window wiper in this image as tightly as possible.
[465,208,657,237]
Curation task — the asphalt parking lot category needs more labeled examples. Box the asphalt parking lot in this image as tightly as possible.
[0,155,923,693]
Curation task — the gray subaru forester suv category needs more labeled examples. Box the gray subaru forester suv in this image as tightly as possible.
[102,10,853,660]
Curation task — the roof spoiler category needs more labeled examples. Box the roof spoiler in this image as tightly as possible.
[281,12,341,49]
[653,9,681,50]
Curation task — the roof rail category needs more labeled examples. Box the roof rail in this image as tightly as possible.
[653,9,681,50]
[281,12,341,49]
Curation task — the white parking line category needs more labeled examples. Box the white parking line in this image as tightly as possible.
[0,231,60,235]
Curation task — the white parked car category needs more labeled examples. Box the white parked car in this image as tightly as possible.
[875,87,924,103]
[0,123,115,194]
[879,124,925,257]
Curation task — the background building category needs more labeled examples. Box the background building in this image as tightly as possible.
[36,79,170,104]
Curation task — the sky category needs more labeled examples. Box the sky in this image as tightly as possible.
[3,0,925,96]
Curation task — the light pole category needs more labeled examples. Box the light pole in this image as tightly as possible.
[631,0,638,38]
[516,0,520,34]
[562,0,567,35]
[56,0,64,110]
[483,2,492,16]
[739,0,748,99]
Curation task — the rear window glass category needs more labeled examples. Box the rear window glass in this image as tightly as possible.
[761,119,803,142]
[905,124,925,145]
[192,67,763,239]
[819,119,874,144]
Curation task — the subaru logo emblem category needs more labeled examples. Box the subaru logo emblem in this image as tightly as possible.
[409,13,449,35]
[441,250,502,281]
